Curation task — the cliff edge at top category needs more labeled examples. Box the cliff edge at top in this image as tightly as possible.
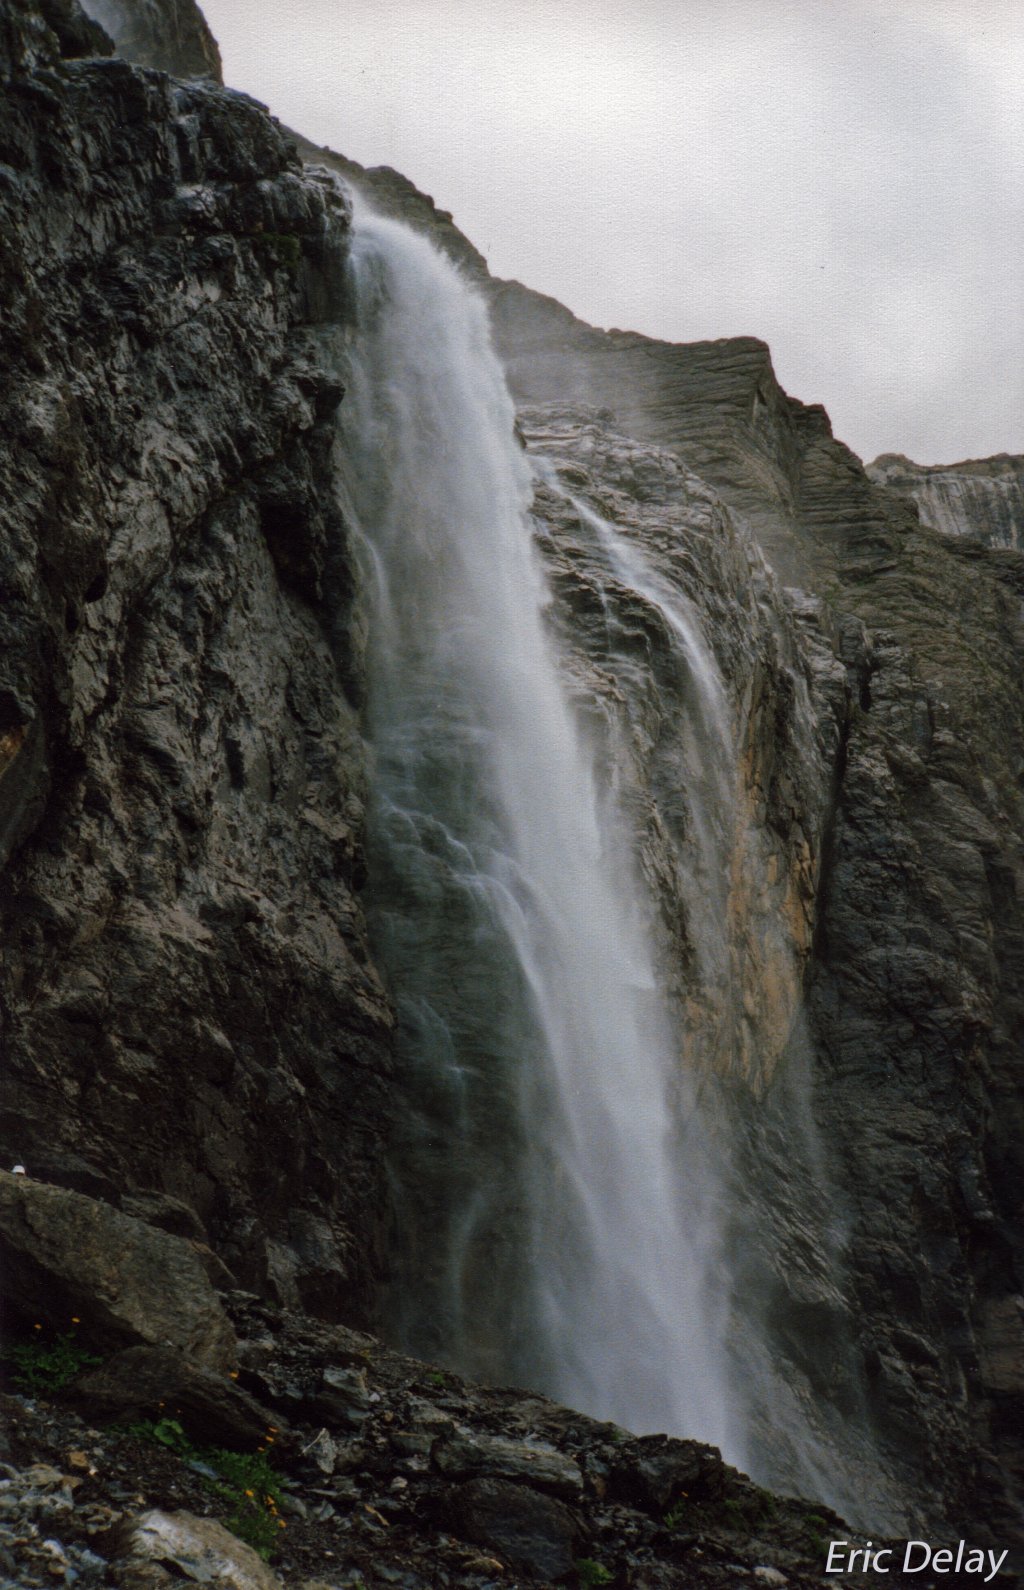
[868,451,1024,551]
[81,0,221,78]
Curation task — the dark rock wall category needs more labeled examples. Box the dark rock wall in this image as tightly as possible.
[0,0,392,1320]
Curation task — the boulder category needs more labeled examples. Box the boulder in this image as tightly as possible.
[71,1344,276,1448]
[107,1511,280,1590]
[0,1172,235,1371]
[609,1434,726,1513]
[306,1364,372,1427]
[447,1477,580,1582]
[432,1428,584,1501]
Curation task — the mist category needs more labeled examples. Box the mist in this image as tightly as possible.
[198,0,1023,466]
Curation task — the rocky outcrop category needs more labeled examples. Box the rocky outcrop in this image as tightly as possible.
[867,453,1024,551]
[284,131,491,285]
[80,0,221,79]
[0,1296,860,1590]
[0,0,392,1318]
[0,1171,236,1370]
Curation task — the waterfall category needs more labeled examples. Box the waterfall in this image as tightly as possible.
[340,208,743,1463]
[530,457,740,1044]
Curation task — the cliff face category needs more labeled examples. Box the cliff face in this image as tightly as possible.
[0,0,392,1319]
[506,303,1024,1540]
[2,0,1024,1559]
[867,453,1024,551]
[80,0,221,79]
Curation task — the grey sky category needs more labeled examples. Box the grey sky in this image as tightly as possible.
[199,0,1022,465]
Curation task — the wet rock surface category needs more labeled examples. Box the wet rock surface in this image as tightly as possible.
[0,0,392,1318]
[523,405,832,1091]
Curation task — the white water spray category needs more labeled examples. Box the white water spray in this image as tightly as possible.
[531,457,741,1019]
[341,209,742,1461]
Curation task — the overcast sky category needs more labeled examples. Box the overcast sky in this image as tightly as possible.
[199,0,1022,466]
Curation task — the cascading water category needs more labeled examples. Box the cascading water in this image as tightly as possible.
[339,208,910,1530]
[530,457,740,1048]
[340,208,743,1463]
[520,428,906,1529]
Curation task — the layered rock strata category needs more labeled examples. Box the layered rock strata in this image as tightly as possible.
[868,453,1024,551]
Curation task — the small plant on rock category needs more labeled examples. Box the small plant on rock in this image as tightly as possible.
[130,1417,287,1560]
[209,1445,287,1559]
[802,1511,829,1556]
[143,1417,197,1457]
[5,1319,100,1395]
[663,1492,692,1530]
[576,1559,614,1586]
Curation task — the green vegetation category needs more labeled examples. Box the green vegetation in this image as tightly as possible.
[131,1417,287,1560]
[4,1321,100,1395]
[802,1511,829,1556]
[256,232,301,272]
[663,1497,690,1530]
[664,1485,778,1535]
[575,1559,615,1586]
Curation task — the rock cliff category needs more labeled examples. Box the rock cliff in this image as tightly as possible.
[867,453,1024,551]
[81,0,221,79]
[0,0,391,1321]
[2,0,1023,1572]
